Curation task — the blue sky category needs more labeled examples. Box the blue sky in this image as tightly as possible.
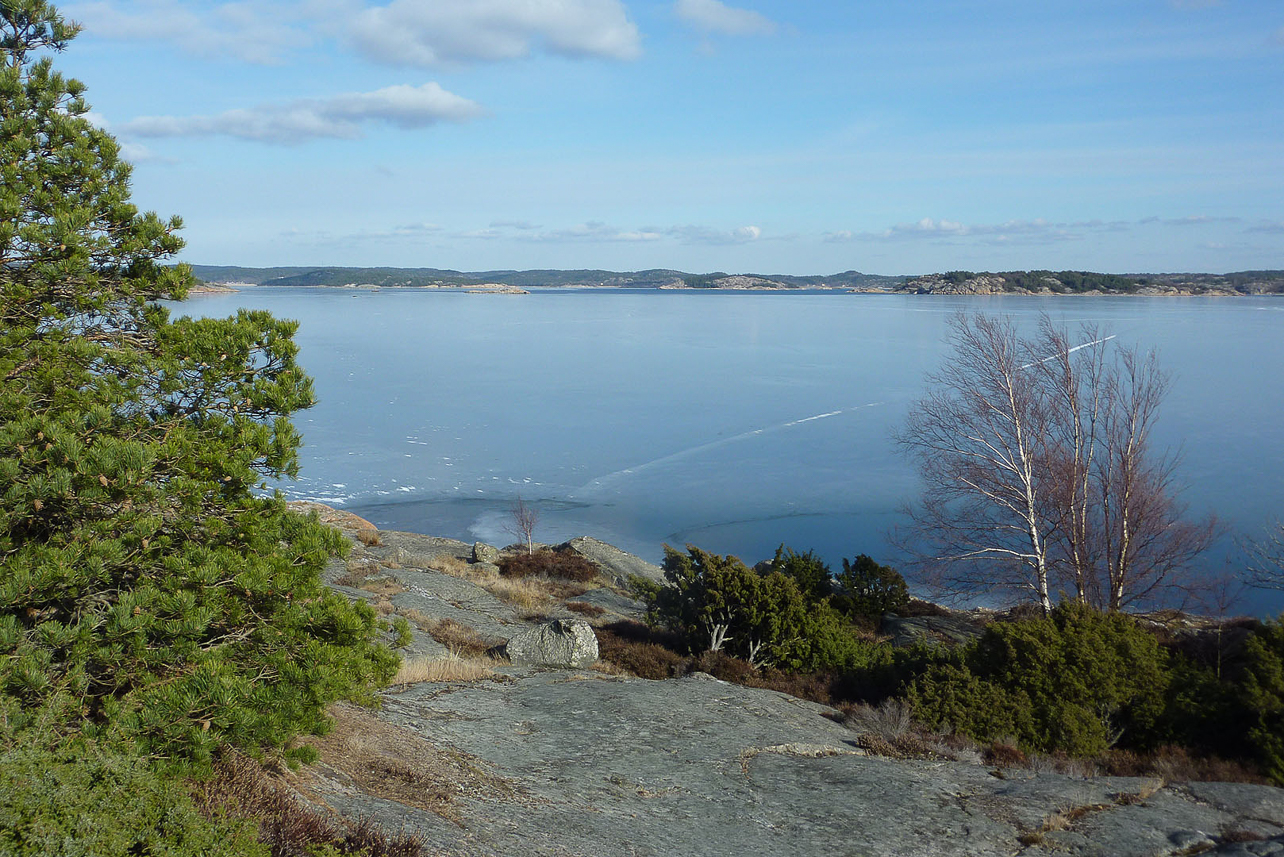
[58,0,1284,274]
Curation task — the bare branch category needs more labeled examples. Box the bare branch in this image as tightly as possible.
[898,312,1216,613]
[506,495,539,556]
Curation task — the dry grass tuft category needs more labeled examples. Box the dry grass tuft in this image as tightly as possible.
[356,528,382,546]
[982,741,1030,769]
[842,700,915,742]
[394,653,496,685]
[424,555,474,577]
[566,601,607,618]
[422,618,503,658]
[1017,802,1108,847]
[190,747,426,856]
[361,577,405,597]
[398,608,435,630]
[421,553,594,608]
[479,575,552,609]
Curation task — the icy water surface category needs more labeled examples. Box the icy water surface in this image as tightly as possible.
[175,288,1284,614]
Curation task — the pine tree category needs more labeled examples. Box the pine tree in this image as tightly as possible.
[0,0,396,763]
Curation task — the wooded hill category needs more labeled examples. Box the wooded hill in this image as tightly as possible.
[190,265,1284,295]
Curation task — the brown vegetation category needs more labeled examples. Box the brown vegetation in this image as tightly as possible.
[566,601,607,618]
[498,549,599,582]
[422,552,593,608]
[295,704,521,825]
[190,748,426,856]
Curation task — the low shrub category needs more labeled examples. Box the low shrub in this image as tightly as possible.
[595,621,687,680]
[499,549,598,582]
[907,602,1171,757]
[0,731,266,857]
[769,546,833,604]
[566,601,607,618]
[1239,618,1284,784]
[653,545,872,671]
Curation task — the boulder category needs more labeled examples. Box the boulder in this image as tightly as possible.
[473,541,501,564]
[500,619,599,668]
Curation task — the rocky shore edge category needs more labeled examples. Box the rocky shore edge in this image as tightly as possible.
[281,501,1284,857]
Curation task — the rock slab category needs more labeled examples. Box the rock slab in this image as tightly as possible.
[561,535,666,587]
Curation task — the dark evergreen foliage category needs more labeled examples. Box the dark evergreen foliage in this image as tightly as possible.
[907,603,1172,756]
[653,545,867,671]
[769,545,833,603]
[0,0,396,765]
[834,554,910,620]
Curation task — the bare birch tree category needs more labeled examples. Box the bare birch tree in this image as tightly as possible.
[897,314,1057,612]
[1087,347,1217,610]
[899,312,1216,613]
[507,495,539,556]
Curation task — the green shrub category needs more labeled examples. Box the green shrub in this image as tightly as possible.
[0,732,266,857]
[769,546,833,603]
[1240,618,1284,784]
[834,555,910,621]
[653,545,876,672]
[907,603,1170,756]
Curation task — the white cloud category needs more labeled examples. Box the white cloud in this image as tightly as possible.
[347,0,641,67]
[459,220,762,244]
[827,218,1133,245]
[66,0,307,63]
[674,0,776,36]
[665,224,762,244]
[69,0,642,66]
[120,83,482,144]
[1137,215,1241,227]
[537,222,664,242]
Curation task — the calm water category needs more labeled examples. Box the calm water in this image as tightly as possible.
[176,288,1284,614]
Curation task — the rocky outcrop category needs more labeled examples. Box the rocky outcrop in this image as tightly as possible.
[497,618,599,668]
[293,506,1284,857]
[882,612,986,647]
[295,670,1284,857]
[559,535,666,587]
[901,274,1018,295]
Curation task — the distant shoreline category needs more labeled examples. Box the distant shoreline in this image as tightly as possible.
[186,265,1284,297]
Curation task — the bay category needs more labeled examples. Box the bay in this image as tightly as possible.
[175,288,1284,615]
